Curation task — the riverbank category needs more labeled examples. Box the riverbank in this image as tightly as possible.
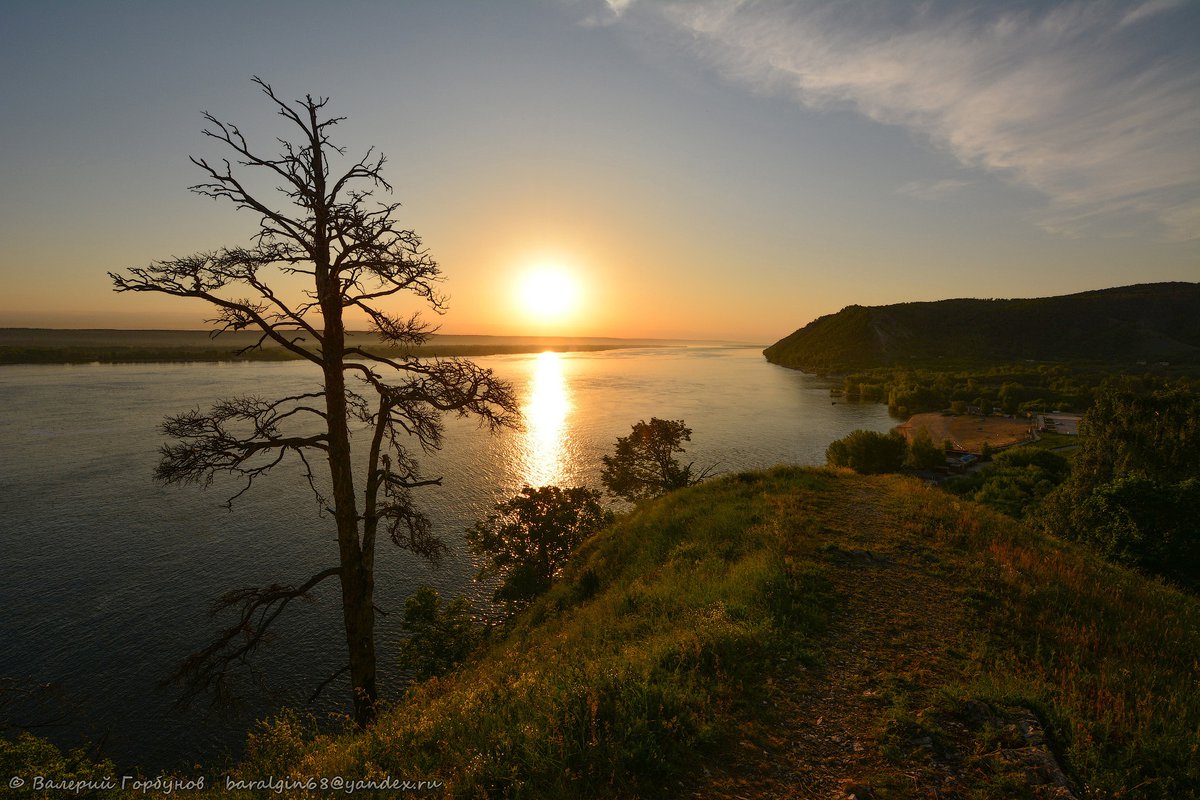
[0,329,740,365]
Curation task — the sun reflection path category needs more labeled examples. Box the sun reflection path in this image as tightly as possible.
[521,351,571,487]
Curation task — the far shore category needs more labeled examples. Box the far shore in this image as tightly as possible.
[0,329,755,365]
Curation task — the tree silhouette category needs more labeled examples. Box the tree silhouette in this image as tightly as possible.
[110,78,518,726]
[600,418,713,502]
[467,485,609,606]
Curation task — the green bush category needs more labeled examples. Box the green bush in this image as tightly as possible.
[468,485,611,606]
[944,447,1069,518]
[905,428,944,470]
[826,429,908,474]
[397,586,482,681]
[1068,477,1200,589]
[0,733,114,791]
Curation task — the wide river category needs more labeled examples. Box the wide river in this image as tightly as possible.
[0,346,892,771]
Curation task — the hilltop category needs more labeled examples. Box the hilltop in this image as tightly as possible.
[232,468,1198,799]
[763,282,1200,373]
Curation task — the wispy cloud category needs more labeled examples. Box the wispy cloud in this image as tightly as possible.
[898,178,970,201]
[1119,0,1188,28]
[601,1,1200,240]
[581,0,639,27]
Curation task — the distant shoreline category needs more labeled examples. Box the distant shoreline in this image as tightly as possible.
[0,329,757,365]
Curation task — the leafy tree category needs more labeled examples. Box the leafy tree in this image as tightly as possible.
[944,447,1069,518]
[468,486,610,606]
[110,79,518,726]
[397,586,481,682]
[825,429,908,474]
[1037,384,1200,588]
[1068,477,1200,585]
[905,428,944,470]
[600,418,714,501]
[993,446,1070,482]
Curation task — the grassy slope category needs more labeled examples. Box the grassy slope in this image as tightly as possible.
[240,469,1199,798]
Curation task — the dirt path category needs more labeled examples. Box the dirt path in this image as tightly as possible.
[680,488,969,798]
[686,482,1080,800]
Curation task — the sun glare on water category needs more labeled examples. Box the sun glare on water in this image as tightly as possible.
[521,351,572,487]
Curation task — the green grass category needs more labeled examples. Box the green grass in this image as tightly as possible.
[240,469,835,797]
[237,469,1199,798]
[886,481,1200,797]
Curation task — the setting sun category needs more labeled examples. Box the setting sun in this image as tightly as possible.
[517,266,580,323]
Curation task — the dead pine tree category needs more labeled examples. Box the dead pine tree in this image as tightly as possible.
[111,78,518,727]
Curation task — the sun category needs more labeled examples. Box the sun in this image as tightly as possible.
[517,266,580,323]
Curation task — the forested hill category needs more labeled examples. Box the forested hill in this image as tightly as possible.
[763,282,1200,372]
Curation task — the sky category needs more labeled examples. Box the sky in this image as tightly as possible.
[0,0,1197,343]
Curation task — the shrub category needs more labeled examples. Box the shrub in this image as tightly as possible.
[826,429,908,474]
[906,428,944,470]
[468,485,610,606]
[397,586,482,681]
[1037,384,1200,588]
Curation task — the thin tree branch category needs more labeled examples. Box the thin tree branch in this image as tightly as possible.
[163,566,342,709]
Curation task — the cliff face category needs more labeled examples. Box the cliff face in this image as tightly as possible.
[764,282,1200,372]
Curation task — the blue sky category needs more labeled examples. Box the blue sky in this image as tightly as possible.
[1,0,1196,341]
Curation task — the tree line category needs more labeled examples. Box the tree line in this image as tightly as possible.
[826,380,1200,591]
[835,363,1196,417]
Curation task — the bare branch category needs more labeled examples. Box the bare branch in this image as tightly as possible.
[110,250,324,365]
[163,566,342,709]
[153,394,330,506]
[350,309,437,349]
[308,664,350,704]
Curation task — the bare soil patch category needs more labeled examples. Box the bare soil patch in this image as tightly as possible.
[897,413,1034,454]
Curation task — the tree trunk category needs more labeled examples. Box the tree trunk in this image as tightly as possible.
[339,555,377,727]
[324,326,378,726]
[314,155,378,725]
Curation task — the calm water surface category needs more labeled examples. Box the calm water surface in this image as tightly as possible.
[0,347,892,770]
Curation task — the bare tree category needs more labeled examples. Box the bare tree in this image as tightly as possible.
[110,78,518,727]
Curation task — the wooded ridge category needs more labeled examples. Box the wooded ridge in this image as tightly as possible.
[764,282,1200,372]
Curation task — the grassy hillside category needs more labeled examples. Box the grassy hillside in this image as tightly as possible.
[233,468,1199,799]
[763,282,1200,372]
